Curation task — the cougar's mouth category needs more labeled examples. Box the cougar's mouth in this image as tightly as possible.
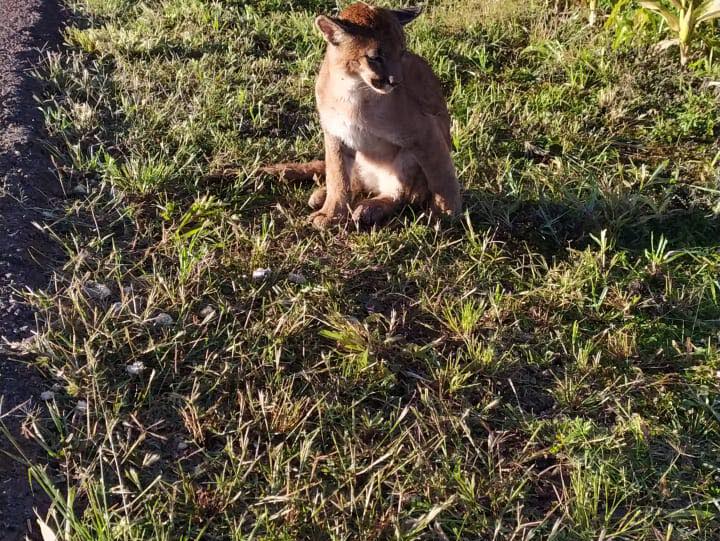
[369,78,398,94]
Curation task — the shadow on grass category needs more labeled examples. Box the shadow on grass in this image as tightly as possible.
[459,187,720,258]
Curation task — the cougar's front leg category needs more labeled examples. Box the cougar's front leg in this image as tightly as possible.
[310,132,354,228]
[412,128,461,217]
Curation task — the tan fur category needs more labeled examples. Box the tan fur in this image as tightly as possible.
[266,3,462,227]
[259,160,325,182]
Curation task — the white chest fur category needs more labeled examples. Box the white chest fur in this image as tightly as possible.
[316,74,408,199]
[320,108,369,150]
[318,75,380,151]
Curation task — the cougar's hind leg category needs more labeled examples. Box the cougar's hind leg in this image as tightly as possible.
[351,150,419,226]
[398,150,428,208]
[352,194,402,226]
[411,127,461,216]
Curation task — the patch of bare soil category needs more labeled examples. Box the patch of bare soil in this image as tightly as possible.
[0,0,64,539]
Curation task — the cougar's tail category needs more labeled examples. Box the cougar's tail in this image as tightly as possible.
[259,160,326,182]
[205,160,326,183]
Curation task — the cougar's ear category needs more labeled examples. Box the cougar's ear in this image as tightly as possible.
[315,15,350,45]
[391,6,423,26]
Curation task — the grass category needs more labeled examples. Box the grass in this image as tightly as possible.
[8,0,720,538]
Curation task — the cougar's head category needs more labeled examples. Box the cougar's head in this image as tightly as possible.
[315,3,422,94]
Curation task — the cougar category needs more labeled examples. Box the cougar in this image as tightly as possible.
[262,2,462,228]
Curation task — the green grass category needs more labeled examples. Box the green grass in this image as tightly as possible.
[11,0,720,538]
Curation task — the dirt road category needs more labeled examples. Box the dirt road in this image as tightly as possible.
[0,0,63,538]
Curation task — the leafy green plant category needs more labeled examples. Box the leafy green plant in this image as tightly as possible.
[639,0,720,64]
[605,0,654,50]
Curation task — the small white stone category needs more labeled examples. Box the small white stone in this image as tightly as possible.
[126,361,145,375]
[40,391,54,401]
[177,441,188,451]
[76,400,88,413]
[72,184,88,195]
[84,282,111,301]
[252,268,271,282]
[288,272,306,285]
[151,313,174,327]
[200,305,215,318]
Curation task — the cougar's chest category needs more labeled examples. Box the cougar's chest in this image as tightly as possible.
[317,79,392,154]
[320,107,375,151]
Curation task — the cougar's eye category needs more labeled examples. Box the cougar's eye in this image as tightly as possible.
[366,53,383,64]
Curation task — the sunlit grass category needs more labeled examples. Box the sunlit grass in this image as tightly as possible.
[10,0,720,538]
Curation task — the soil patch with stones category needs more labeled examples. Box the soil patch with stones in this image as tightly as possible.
[0,0,64,539]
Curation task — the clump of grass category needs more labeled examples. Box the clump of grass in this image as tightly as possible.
[9,0,720,539]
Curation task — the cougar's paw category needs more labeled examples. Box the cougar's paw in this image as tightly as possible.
[352,200,389,227]
[429,192,462,217]
[308,210,334,229]
[308,187,327,210]
[308,204,346,229]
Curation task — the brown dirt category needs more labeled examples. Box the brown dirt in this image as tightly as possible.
[0,0,64,539]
